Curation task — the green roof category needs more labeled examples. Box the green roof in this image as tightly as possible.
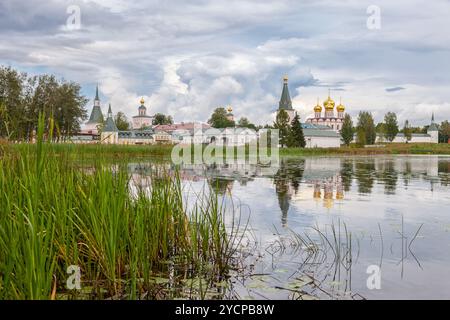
[429,123,439,131]
[303,128,341,138]
[95,84,99,101]
[279,78,293,110]
[103,105,118,132]
[86,106,104,124]
[87,85,104,124]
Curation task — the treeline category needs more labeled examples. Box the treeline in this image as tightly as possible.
[0,65,88,141]
[340,111,450,146]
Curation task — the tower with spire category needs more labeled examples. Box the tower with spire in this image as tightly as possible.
[101,104,119,144]
[278,75,296,123]
[428,112,439,143]
[82,84,104,135]
[132,97,153,129]
[226,106,234,122]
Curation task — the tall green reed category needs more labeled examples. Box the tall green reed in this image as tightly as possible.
[0,115,236,300]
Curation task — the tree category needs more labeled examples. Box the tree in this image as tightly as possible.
[237,117,256,130]
[287,114,306,148]
[340,114,354,146]
[152,113,173,125]
[403,120,412,143]
[207,107,235,128]
[384,112,399,142]
[376,122,387,142]
[0,65,88,141]
[115,112,130,131]
[356,111,376,145]
[440,121,450,143]
[273,109,290,147]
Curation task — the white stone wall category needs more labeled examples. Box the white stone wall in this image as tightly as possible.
[305,136,341,148]
[101,132,118,144]
[375,134,438,144]
[117,138,153,145]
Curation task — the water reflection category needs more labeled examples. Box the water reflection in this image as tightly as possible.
[127,156,450,228]
[124,155,450,299]
[273,159,305,226]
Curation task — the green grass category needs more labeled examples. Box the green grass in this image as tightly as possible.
[8,141,450,159]
[0,117,238,300]
[278,143,450,156]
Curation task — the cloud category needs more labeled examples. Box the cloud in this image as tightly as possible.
[1,0,450,126]
[385,87,405,92]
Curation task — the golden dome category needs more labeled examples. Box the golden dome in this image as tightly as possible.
[314,98,322,112]
[336,97,345,112]
[140,97,145,105]
[323,89,335,110]
[227,106,233,113]
[323,96,335,110]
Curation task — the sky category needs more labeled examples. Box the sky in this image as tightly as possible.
[1,0,449,126]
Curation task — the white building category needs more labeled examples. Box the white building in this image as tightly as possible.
[132,98,153,130]
[276,76,343,148]
[302,123,342,148]
[173,127,258,146]
[306,92,345,132]
[375,115,439,144]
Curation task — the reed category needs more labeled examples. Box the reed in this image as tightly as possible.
[0,115,236,300]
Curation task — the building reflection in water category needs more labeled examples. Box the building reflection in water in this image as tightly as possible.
[311,176,344,210]
[124,156,450,227]
[273,159,305,227]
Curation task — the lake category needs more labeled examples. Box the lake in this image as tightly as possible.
[127,155,450,300]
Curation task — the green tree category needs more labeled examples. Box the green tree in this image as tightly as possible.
[152,113,173,125]
[440,120,450,143]
[356,111,376,145]
[403,120,412,143]
[0,65,88,141]
[376,122,387,142]
[237,117,256,130]
[207,107,235,128]
[384,112,399,142]
[273,109,290,147]
[356,128,366,147]
[340,114,354,146]
[115,112,130,131]
[288,114,306,148]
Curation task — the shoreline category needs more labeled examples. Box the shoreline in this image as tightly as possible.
[4,142,450,158]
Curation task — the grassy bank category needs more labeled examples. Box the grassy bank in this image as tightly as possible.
[0,121,238,300]
[280,143,450,156]
[8,142,450,159]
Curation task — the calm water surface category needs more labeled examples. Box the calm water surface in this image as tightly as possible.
[129,155,450,300]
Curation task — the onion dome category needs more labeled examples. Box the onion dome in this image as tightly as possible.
[139,97,146,110]
[336,97,345,112]
[323,95,335,110]
[314,98,322,112]
[227,106,233,114]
